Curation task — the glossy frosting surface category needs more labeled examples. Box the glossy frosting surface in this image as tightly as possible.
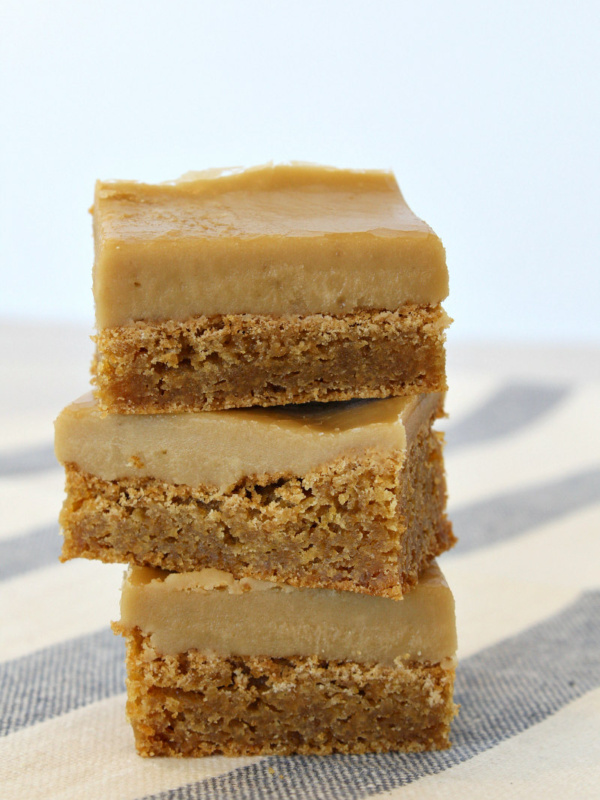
[119,561,457,665]
[93,164,448,327]
[54,392,442,489]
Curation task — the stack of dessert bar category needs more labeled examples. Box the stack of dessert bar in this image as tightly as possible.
[55,164,458,756]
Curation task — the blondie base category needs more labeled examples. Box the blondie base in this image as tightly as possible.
[93,305,448,413]
[120,629,457,757]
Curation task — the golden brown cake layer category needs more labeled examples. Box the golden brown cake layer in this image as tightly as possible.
[93,305,449,413]
[93,164,448,327]
[59,402,454,596]
[118,631,457,757]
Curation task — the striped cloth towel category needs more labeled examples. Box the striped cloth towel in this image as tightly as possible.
[1,324,599,799]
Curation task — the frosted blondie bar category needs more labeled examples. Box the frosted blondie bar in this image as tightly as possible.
[114,562,458,756]
[92,164,450,413]
[55,392,454,597]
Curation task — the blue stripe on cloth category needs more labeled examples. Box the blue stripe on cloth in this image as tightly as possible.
[446,383,570,451]
[141,591,600,800]
[0,525,61,581]
[0,444,59,477]
[450,466,600,554]
[0,629,124,737]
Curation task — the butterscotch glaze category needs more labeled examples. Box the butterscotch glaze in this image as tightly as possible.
[118,561,457,665]
[54,392,442,490]
[93,163,448,327]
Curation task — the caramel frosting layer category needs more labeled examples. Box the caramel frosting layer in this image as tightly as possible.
[118,562,457,666]
[93,164,448,327]
[54,392,442,490]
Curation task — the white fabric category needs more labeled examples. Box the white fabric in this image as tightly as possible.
[1,324,599,799]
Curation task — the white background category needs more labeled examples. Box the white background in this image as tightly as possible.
[1,0,599,343]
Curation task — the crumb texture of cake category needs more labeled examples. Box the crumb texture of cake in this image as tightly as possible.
[56,394,454,596]
[93,305,449,413]
[113,561,458,756]
[122,633,457,757]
